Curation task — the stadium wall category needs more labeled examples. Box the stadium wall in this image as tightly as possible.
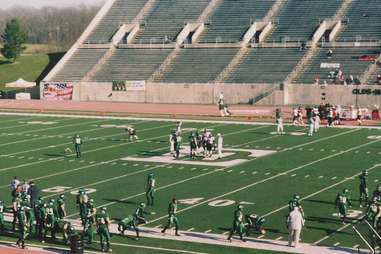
[44,82,381,107]
[71,82,278,104]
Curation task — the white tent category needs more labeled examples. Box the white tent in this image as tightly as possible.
[5,78,36,88]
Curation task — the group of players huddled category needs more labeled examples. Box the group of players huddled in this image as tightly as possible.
[169,121,224,160]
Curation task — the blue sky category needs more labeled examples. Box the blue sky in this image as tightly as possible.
[0,0,105,9]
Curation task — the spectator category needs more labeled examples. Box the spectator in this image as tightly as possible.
[287,207,305,248]
[377,74,381,85]
[327,49,333,58]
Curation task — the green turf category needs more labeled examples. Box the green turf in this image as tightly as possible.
[0,114,380,253]
[0,54,49,87]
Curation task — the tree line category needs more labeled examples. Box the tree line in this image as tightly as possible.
[0,5,100,50]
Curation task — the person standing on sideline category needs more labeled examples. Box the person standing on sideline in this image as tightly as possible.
[73,134,82,158]
[161,198,180,236]
[287,207,305,248]
[275,108,284,135]
[146,173,155,206]
[217,133,223,159]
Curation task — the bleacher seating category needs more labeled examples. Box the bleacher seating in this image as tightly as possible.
[51,49,107,81]
[266,0,343,42]
[199,0,275,43]
[134,0,210,44]
[85,0,148,44]
[369,68,381,85]
[297,47,379,84]
[336,0,381,42]
[226,47,304,83]
[91,48,172,81]
[158,48,238,83]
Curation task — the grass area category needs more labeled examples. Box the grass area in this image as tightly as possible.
[0,113,380,253]
[0,44,64,89]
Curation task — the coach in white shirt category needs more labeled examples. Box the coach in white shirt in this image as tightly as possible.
[287,206,305,248]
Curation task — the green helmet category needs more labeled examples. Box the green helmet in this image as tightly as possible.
[237,204,244,210]
[362,170,368,176]
[139,202,146,208]
[343,189,349,194]
[293,194,300,200]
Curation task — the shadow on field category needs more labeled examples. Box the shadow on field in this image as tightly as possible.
[307,216,343,224]
[45,153,65,157]
[304,199,332,205]
[35,52,65,83]
[306,225,353,236]
[103,198,139,206]
[138,151,163,156]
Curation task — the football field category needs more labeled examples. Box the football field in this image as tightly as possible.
[1,113,381,253]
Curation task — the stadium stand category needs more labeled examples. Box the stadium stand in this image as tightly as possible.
[134,0,211,43]
[91,48,172,81]
[85,0,148,44]
[157,48,238,83]
[51,48,108,81]
[297,47,380,84]
[47,0,381,88]
[266,0,343,42]
[226,47,305,84]
[198,0,275,43]
[336,0,381,42]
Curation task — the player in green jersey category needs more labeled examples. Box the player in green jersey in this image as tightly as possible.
[73,134,82,158]
[16,206,28,249]
[359,170,369,208]
[96,207,112,252]
[365,197,380,228]
[146,173,155,207]
[161,198,180,236]
[57,194,66,219]
[118,203,147,240]
[335,189,352,223]
[227,205,246,242]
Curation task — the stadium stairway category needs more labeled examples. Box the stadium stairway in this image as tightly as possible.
[335,0,381,42]
[265,0,343,43]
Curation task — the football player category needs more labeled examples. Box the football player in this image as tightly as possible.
[76,188,89,225]
[189,133,197,159]
[96,207,112,252]
[57,194,66,219]
[146,173,156,206]
[276,108,284,135]
[12,192,22,231]
[245,213,266,236]
[217,133,223,159]
[161,198,180,236]
[313,107,320,133]
[44,200,58,241]
[365,197,380,228]
[335,189,352,223]
[359,170,369,208]
[118,203,147,240]
[73,134,82,158]
[227,205,246,242]
[16,205,28,249]
[176,121,182,135]
[126,127,139,142]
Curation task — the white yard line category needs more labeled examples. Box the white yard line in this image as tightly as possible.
[0,117,75,134]
[3,120,148,156]
[3,111,381,129]
[0,123,175,174]
[0,119,107,148]
[262,163,381,218]
[146,138,381,225]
